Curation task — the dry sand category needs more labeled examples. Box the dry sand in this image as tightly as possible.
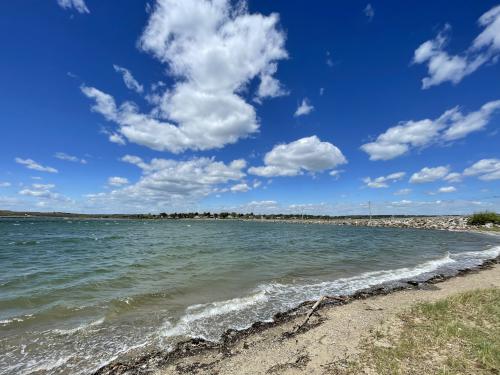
[156,264,500,375]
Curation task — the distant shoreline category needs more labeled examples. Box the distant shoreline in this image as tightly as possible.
[2,212,499,233]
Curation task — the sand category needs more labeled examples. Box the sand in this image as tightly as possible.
[155,264,500,375]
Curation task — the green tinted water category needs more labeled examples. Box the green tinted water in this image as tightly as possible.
[1,218,498,374]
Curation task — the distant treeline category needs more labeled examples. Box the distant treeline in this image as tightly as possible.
[0,210,448,220]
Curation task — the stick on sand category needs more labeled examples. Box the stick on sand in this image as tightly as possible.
[294,296,327,333]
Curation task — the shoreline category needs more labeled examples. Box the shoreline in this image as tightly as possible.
[3,214,499,233]
[94,253,500,375]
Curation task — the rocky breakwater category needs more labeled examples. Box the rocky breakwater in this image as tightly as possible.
[331,216,471,231]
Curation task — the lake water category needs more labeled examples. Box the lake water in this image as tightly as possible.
[1,217,499,374]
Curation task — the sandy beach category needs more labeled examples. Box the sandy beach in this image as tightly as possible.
[157,264,500,375]
[94,256,500,375]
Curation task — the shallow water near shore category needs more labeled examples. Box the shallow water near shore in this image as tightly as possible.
[1,218,499,375]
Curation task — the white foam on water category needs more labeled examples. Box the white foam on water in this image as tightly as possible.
[452,245,500,260]
[161,245,500,345]
[259,251,456,302]
[162,291,268,339]
[52,317,105,336]
[22,355,73,375]
[0,315,31,326]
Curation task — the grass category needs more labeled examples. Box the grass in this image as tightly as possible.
[468,211,500,226]
[333,289,500,374]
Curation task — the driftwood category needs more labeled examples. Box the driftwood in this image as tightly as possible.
[291,295,349,334]
[293,296,327,333]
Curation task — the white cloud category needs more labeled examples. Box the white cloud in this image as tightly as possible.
[113,65,144,94]
[326,51,334,67]
[18,183,70,203]
[463,158,500,181]
[413,5,500,88]
[438,186,457,193]
[109,133,127,145]
[19,189,53,198]
[255,63,288,101]
[329,170,343,179]
[364,4,374,21]
[252,180,262,188]
[409,166,450,184]
[33,184,55,190]
[394,188,411,195]
[391,199,413,206]
[248,136,347,177]
[82,0,288,153]
[247,200,277,207]
[108,176,129,186]
[443,172,462,183]
[54,152,87,164]
[442,100,500,141]
[363,171,405,188]
[85,155,248,212]
[56,0,89,13]
[230,182,250,193]
[361,99,500,160]
[0,182,11,188]
[231,200,280,214]
[294,98,314,117]
[15,158,58,173]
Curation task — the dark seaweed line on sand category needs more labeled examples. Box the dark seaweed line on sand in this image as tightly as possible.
[94,256,500,375]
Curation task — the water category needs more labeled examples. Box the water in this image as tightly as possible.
[0,218,499,375]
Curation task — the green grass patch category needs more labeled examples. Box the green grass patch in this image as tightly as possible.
[335,289,500,374]
[468,211,500,226]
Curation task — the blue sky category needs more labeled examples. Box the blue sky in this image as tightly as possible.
[0,0,499,215]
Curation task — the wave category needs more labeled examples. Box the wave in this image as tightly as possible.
[162,291,269,340]
[24,355,73,374]
[52,317,105,336]
[161,245,500,343]
[0,314,34,326]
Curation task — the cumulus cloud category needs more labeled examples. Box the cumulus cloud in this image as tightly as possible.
[85,156,248,211]
[438,186,457,193]
[0,182,11,188]
[364,4,374,21]
[409,166,450,184]
[255,63,288,101]
[329,170,343,179]
[443,172,462,183]
[84,0,287,154]
[248,136,347,177]
[413,5,500,88]
[230,182,251,193]
[108,176,129,186]
[57,0,89,13]
[113,65,144,94]
[294,98,314,117]
[463,158,500,180]
[15,158,58,173]
[18,183,71,204]
[363,172,406,188]
[361,99,500,160]
[54,152,87,164]
[109,133,126,145]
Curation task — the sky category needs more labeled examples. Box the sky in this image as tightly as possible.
[0,0,499,215]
